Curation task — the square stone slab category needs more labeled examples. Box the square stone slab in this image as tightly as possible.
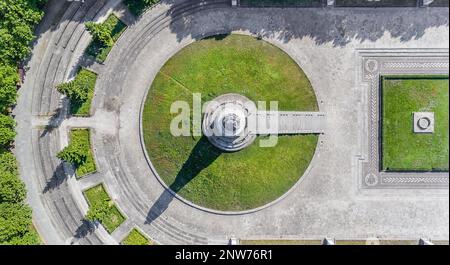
[413,112,435,133]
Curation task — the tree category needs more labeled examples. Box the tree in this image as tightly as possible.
[85,198,110,223]
[56,81,87,102]
[0,113,16,147]
[3,229,40,245]
[57,141,87,165]
[0,0,46,64]
[0,151,18,175]
[0,64,19,111]
[0,0,47,246]
[0,202,39,245]
[85,22,113,47]
[0,171,26,204]
[56,69,95,102]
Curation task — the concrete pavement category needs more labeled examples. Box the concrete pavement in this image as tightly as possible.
[14,0,449,244]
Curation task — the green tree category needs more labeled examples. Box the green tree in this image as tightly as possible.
[0,202,39,245]
[56,69,96,102]
[57,81,87,102]
[85,22,113,47]
[0,64,19,111]
[0,113,16,147]
[0,171,26,204]
[0,151,24,204]
[85,198,110,223]
[0,0,45,64]
[0,151,18,175]
[57,141,87,166]
[0,0,47,246]
[4,229,40,245]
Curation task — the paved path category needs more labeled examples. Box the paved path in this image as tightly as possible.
[15,0,449,245]
[255,111,326,134]
[14,0,121,245]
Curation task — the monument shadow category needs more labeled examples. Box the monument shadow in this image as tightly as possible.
[146,136,222,224]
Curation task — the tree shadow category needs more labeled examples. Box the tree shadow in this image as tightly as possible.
[73,219,96,240]
[145,136,222,224]
[26,0,110,69]
[34,0,447,51]
[40,106,65,138]
[29,0,449,68]
[166,0,448,47]
[43,162,67,193]
[203,33,231,41]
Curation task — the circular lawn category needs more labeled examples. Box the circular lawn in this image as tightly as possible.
[142,34,319,211]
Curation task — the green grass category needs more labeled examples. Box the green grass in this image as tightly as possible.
[29,224,42,245]
[84,184,125,233]
[381,75,449,171]
[86,14,127,63]
[69,129,97,177]
[143,34,319,211]
[122,228,153,245]
[69,69,97,116]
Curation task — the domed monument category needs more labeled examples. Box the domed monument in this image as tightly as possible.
[203,94,257,152]
[203,93,326,152]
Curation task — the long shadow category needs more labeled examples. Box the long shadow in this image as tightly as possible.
[73,219,96,241]
[166,0,448,47]
[145,136,222,224]
[28,0,449,72]
[40,106,65,138]
[34,0,447,52]
[25,0,112,70]
[43,162,67,193]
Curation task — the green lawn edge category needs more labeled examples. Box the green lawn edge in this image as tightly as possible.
[69,129,97,178]
[143,34,320,211]
[86,14,127,63]
[69,69,97,116]
[381,75,449,172]
[83,184,125,233]
[121,228,153,245]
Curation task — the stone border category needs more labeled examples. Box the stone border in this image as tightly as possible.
[138,31,324,215]
[357,48,449,189]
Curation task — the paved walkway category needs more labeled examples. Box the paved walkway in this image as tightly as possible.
[14,0,122,245]
[15,0,449,245]
[255,111,326,134]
